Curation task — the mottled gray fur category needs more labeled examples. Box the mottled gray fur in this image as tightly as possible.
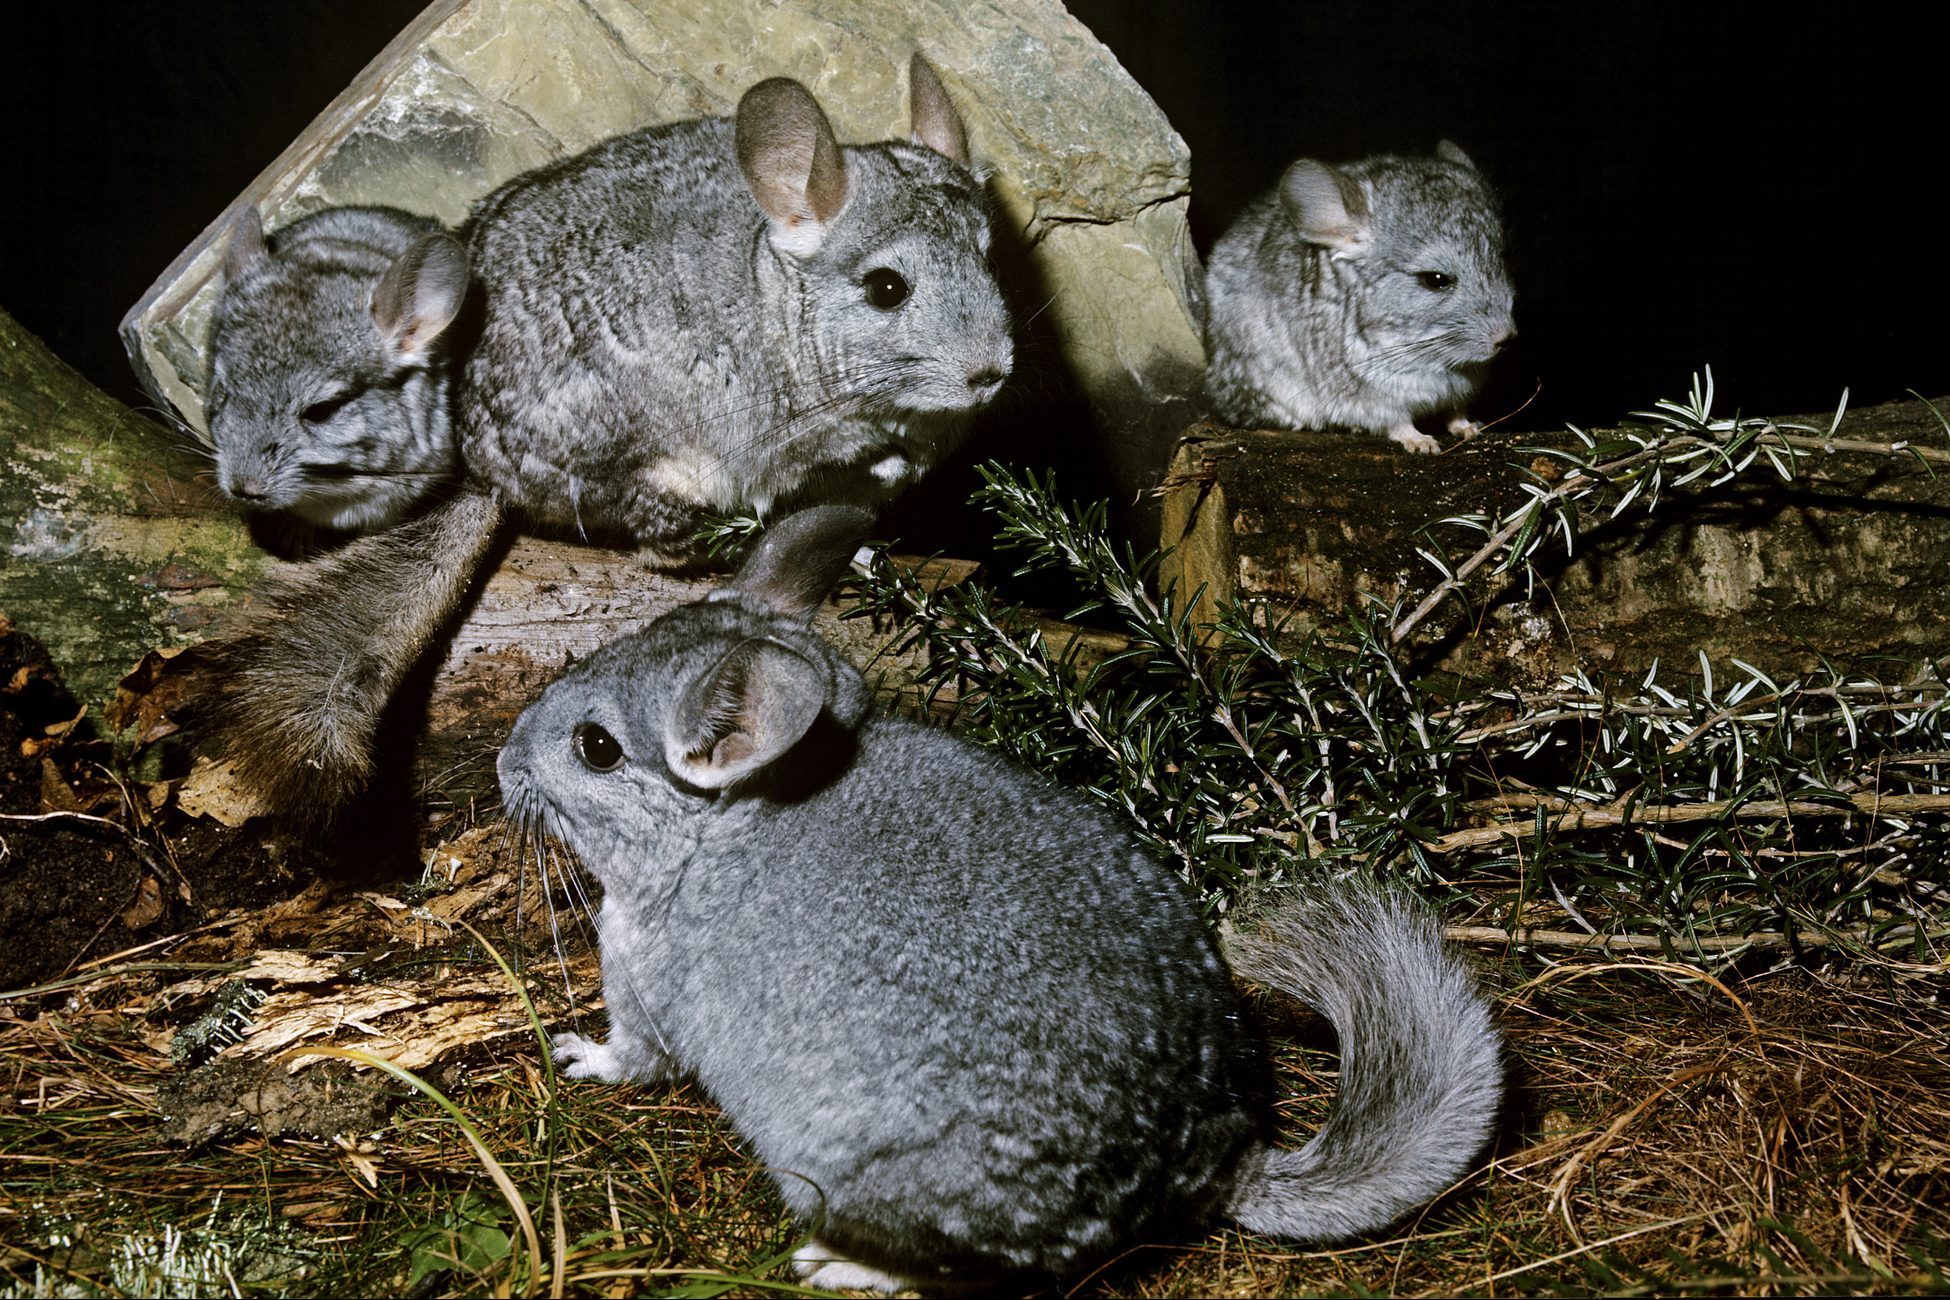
[205,205,468,531]
[1204,144,1515,453]
[497,505,1504,1293]
[207,58,1010,820]
[459,54,1011,562]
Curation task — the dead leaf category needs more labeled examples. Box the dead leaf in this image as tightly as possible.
[120,873,166,929]
[104,644,204,741]
[39,757,83,813]
[177,755,270,827]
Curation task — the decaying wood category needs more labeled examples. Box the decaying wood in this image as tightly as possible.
[1430,789,1950,855]
[1157,399,1950,685]
[1443,922,1941,956]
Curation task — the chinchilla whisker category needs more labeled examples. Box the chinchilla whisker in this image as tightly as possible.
[542,831,600,945]
[136,403,203,438]
[1017,291,1059,328]
[297,466,456,481]
[537,834,581,1012]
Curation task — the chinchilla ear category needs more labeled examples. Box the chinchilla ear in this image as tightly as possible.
[371,233,470,365]
[730,505,874,620]
[907,53,969,165]
[223,206,269,282]
[1279,159,1372,255]
[736,77,851,258]
[666,639,827,789]
[1436,139,1478,171]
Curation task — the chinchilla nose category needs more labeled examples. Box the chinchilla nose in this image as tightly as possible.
[967,330,1014,396]
[226,472,270,501]
[1490,322,1517,353]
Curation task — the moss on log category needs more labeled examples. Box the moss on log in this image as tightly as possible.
[0,307,260,708]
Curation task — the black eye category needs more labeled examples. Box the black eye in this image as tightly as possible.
[573,722,624,772]
[300,393,351,424]
[863,268,910,310]
[1415,271,1456,292]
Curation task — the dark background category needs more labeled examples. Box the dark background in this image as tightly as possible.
[1,2,1941,434]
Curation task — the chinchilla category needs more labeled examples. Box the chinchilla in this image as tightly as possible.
[460,52,1012,564]
[496,504,1504,1293]
[205,55,1012,821]
[205,205,469,531]
[1204,142,1515,453]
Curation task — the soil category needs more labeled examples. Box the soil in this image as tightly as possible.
[0,617,331,991]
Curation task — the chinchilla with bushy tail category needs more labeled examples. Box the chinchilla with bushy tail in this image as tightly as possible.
[204,55,1012,822]
[1205,143,1515,453]
[205,205,469,531]
[497,504,1504,1294]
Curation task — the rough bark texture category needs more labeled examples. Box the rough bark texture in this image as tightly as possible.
[1157,400,1950,684]
[118,0,1202,500]
[0,308,255,707]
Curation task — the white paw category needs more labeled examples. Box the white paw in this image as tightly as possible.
[870,452,913,487]
[1445,414,1483,438]
[550,1032,623,1082]
[792,1241,912,1294]
[1388,426,1444,455]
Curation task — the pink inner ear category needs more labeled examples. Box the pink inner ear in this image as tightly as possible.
[713,734,756,766]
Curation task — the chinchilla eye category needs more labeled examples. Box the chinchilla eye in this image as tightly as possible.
[1415,270,1456,292]
[573,722,625,772]
[863,268,910,310]
[300,393,352,425]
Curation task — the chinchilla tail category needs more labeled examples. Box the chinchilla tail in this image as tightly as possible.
[1220,882,1502,1242]
[203,488,504,823]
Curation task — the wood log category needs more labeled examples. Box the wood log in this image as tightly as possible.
[1156,399,1950,684]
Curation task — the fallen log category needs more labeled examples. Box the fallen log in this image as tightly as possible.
[1156,398,1950,684]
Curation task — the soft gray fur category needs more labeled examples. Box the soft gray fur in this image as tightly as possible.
[205,205,469,530]
[1204,143,1515,453]
[207,58,1011,820]
[497,505,1504,1292]
[459,54,1012,563]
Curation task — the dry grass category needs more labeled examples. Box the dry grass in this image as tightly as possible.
[2,823,1945,1299]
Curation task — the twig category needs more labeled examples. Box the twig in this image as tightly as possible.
[1391,443,1672,643]
[1432,790,1950,853]
[1443,922,1938,955]
[1774,431,1950,463]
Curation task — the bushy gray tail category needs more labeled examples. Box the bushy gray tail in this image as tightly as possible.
[1220,883,1502,1243]
[204,489,504,822]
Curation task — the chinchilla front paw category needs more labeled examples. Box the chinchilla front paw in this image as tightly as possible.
[551,1031,628,1082]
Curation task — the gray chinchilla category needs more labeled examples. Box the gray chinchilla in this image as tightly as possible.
[206,55,1012,821]
[497,504,1504,1293]
[206,205,469,531]
[1204,143,1515,454]
[460,52,1012,564]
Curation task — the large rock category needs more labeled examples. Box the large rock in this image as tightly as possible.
[118,0,1202,499]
